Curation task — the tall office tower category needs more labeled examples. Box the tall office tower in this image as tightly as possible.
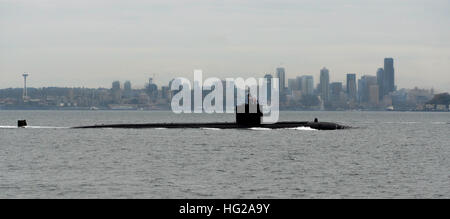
[112,81,121,90]
[346,74,357,101]
[22,73,29,100]
[288,78,296,92]
[295,76,303,92]
[301,76,314,96]
[124,81,131,92]
[358,75,377,103]
[147,77,158,101]
[376,68,385,99]
[123,81,132,98]
[330,82,343,102]
[276,67,286,92]
[111,81,122,104]
[320,67,330,102]
[276,67,286,102]
[264,74,273,102]
[357,79,362,102]
[369,85,380,105]
[384,58,395,93]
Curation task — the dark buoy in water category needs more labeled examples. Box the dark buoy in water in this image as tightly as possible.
[18,120,27,128]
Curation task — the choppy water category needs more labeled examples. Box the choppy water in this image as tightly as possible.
[0,110,449,198]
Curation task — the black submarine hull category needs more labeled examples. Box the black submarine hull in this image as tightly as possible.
[73,121,349,130]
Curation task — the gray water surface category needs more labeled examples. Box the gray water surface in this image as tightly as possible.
[0,111,449,198]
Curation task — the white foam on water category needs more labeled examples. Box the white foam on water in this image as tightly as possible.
[154,128,168,130]
[286,127,318,131]
[0,126,68,129]
[0,126,17,129]
[25,126,69,129]
[384,122,419,124]
[201,128,221,131]
[248,127,272,131]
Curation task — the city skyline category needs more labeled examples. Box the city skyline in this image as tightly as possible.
[2,58,449,94]
[3,57,447,112]
[3,60,449,94]
[1,0,449,91]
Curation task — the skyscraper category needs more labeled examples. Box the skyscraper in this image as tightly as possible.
[276,67,286,92]
[301,76,314,96]
[384,58,395,94]
[111,81,121,104]
[22,73,29,100]
[288,78,296,92]
[112,81,121,90]
[369,85,379,105]
[124,81,131,92]
[376,68,385,99]
[295,76,303,92]
[276,67,286,102]
[346,74,357,101]
[320,67,330,102]
[123,81,132,98]
[330,82,343,102]
[264,74,273,101]
[147,78,158,102]
[358,75,377,103]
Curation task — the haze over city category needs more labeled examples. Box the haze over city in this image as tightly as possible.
[1,0,449,92]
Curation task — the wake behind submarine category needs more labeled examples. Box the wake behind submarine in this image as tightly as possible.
[71,101,350,131]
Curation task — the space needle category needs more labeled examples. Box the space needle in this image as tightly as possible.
[22,73,29,100]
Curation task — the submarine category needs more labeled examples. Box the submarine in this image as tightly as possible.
[72,96,349,130]
[73,121,347,130]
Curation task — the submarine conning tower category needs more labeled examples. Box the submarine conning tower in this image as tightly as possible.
[235,93,263,127]
[18,120,27,128]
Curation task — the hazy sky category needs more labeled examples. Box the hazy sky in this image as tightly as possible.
[1,0,449,92]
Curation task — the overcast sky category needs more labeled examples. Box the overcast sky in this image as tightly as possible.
[1,0,449,92]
